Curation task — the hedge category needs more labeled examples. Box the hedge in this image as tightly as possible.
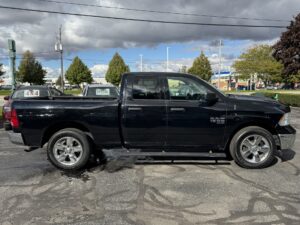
[254,92,300,107]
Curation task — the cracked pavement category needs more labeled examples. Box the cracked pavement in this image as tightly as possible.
[0,108,300,225]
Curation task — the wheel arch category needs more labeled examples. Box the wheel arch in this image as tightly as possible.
[224,121,278,154]
[41,121,94,147]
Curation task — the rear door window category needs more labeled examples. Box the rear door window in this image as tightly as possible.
[132,76,162,99]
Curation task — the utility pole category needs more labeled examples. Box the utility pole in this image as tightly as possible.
[218,39,222,89]
[166,47,170,72]
[8,39,16,91]
[55,25,64,92]
[140,54,143,72]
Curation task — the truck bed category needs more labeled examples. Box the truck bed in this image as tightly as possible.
[12,97,121,147]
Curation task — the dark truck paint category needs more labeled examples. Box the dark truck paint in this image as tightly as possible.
[7,73,296,170]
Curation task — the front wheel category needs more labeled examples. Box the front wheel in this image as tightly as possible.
[229,126,276,169]
[47,128,91,171]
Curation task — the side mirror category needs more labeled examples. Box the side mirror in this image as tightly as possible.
[205,93,218,105]
[4,96,9,101]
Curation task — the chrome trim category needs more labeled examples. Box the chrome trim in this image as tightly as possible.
[7,131,24,146]
[278,134,296,150]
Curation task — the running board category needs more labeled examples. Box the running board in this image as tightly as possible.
[118,152,226,158]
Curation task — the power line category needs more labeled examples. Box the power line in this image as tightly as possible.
[31,0,290,23]
[0,5,287,28]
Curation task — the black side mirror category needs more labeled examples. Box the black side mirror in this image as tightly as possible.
[205,93,218,105]
[4,96,9,101]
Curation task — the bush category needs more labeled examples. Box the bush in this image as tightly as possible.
[254,92,300,107]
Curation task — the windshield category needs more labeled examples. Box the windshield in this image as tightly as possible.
[86,87,119,98]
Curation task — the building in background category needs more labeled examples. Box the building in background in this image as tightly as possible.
[211,71,264,91]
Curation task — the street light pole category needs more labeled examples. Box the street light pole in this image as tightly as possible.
[218,39,222,89]
[140,54,143,72]
[55,25,64,92]
[8,39,16,91]
[166,47,170,72]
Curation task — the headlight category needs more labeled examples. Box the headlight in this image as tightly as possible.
[279,113,290,126]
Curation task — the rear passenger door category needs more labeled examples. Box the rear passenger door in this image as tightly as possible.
[121,75,167,148]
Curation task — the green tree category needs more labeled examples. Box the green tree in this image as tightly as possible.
[273,13,300,85]
[188,52,213,81]
[0,63,5,77]
[233,45,283,85]
[55,75,64,86]
[105,52,130,86]
[65,56,93,86]
[16,51,46,85]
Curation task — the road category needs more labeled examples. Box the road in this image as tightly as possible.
[0,109,300,225]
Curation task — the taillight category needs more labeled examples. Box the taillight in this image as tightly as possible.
[10,109,20,128]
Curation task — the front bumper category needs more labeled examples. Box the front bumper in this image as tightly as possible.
[275,125,296,150]
[278,134,296,150]
[7,131,24,146]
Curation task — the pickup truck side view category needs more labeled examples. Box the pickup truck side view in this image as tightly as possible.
[7,72,296,170]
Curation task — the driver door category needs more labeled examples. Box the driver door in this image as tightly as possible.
[165,75,226,151]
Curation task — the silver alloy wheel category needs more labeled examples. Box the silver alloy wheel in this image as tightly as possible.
[53,136,83,166]
[240,135,271,164]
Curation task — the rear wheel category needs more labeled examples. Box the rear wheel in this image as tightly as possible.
[229,126,276,169]
[47,128,91,171]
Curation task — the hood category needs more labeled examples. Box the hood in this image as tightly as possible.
[226,94,290,113]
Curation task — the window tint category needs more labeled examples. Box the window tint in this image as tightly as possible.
[132,76,162,99]
[167,77,209,100]
[86,87,119,98]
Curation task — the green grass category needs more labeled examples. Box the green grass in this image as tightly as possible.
[64,89,82,95]
[254,92,300,107]
[0,90,12,96]
[0,107,2,121]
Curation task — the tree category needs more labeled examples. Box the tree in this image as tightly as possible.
[188,52,213,81]
[16,51,46,85]
[65,56,93,86]
[55,75,64,86]
[273,13,300,85]
[232,45,283,86]
[0,63,5,76]
[105,52,130,86]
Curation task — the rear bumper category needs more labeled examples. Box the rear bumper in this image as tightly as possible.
[3,121,12,131]
[7,131,24,146]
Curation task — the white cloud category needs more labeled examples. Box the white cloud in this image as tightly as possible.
[90,64,108,78]
[0,0,298,57]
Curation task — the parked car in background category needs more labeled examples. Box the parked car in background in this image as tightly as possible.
[2,85,65,130]
[82,84,119,98]
[0,85,12,90]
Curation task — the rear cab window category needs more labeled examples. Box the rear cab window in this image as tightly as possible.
[86,87,119,98]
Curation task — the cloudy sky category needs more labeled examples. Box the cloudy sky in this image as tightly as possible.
[0,0,299,79]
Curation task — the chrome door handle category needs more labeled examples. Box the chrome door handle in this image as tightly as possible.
[170,107,185,112]
[128,107,142,111]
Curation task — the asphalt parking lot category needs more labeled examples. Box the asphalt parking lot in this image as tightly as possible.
[0,109,300,225]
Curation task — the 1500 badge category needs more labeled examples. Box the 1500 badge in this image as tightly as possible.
[210,117,226,124]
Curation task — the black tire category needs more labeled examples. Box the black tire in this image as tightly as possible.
[229,126,276,169]
[47,128,91,171]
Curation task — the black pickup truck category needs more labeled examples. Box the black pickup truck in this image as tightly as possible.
[7,72,296,170]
